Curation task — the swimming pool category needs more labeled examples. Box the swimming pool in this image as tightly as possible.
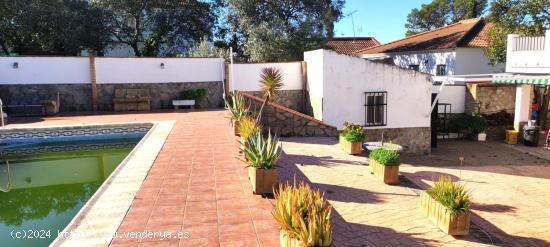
[0,124,152,247]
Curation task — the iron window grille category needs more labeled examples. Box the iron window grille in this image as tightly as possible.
[436,64,447,76]
[364,91,387,127]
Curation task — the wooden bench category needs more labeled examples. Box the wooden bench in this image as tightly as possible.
[113,89,151,112]
[172,100,195,109]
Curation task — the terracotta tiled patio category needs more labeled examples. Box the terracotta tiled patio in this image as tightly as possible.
[8,110,550,247]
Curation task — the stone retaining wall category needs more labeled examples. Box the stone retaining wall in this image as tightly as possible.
[240,92,337,137]
[466,84,516,114]
[363,127,431,155]
[243,90,304,112]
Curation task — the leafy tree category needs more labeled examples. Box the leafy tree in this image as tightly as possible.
[98,0,217,57]
[405,0,487,36]
[486,0,550,65]
[224,0,344,62]
[185,37,230,61]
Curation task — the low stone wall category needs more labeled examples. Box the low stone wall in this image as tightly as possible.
[97,81,223,110]
[363,127,431,155]
[243,90,304,112]
[466,84,516,114]
[240,92,337,137]
[0,84,93,112]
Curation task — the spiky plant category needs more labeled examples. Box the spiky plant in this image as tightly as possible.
[225,93,247,123]
[256,67,283,122]
[273,180,332,247]
[238,116,261,140]
[242,131,280,169]
[426,176,471,215]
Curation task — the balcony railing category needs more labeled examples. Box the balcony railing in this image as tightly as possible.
[512,36,546,51]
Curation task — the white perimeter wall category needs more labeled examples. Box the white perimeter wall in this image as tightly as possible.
[231,62,303,91]
[455,48,504,74]
[305,49,432,129]
[389,50,456,76]
[0,57,224,85]
[432,85,466,113]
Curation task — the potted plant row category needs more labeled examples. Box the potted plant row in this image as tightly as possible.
[242,131,280,194]
[339,122,366,155]
[225,93,247,136]
[273,181,333,247]
[368,147,400,185]
[456,113,488,141]
[420,176,471,235]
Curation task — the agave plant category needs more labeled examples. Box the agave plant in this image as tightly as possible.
[256,67,283,122]
[426,176,471,215]
[225,93,247,122]
[238,116,261,140]
[242,131,281,169]
[273,180,332,247]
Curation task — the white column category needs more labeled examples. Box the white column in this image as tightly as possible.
[514,84,532,130]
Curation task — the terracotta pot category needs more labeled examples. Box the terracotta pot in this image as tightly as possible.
[248,167,276,194]
[420,192,470,235]
[233,120,240,136]
[369,159,400,185]
[280,230,302,247]
[339,135,362,155]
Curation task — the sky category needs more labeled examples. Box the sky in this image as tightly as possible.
[334,0,433,44]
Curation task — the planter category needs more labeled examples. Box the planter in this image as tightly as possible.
[339,135,362,155]
[280,230,301,247]
[477,132,487,141]
[248,167,276,194]
[420,192,470,235]
[232,120,240,136]
[369,159,400,185]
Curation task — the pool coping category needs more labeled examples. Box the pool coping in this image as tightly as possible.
[46,121,175,247]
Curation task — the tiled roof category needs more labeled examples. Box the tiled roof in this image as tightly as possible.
[325,37,380,55]
[356,18,491,55]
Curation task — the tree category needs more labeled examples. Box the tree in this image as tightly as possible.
[224,0,344,62]
[98,0,217,57]
[185,37,230,61]
[405,0,487,36]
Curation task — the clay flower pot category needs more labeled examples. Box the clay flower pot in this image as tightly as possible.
[369,159,400,185]
[339,135,362,155]
[420,192,470,235]
[248,167,276,194]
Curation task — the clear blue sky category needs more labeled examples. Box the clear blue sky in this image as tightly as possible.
[334,0,433,44]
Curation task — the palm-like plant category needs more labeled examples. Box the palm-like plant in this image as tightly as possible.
[242,131,281,169]
[256,67,283,122]
[226,93,247,123]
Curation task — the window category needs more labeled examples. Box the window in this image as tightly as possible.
[436,64,446,76]
[364,92,387,126]
[408,64,419,71]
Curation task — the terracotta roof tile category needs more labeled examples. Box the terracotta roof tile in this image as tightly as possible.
[325,37,380,55]
[356,18,491,55]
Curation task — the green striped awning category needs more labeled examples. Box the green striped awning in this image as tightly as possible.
[492,76,550,85]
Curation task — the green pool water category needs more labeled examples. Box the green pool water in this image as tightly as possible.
[0,138,141,247]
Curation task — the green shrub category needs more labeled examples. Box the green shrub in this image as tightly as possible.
[454,113,488,135]
[181,88,207,107]
[341,122,365,142]
[426,176,471,215]
[243,132,281,169]
[369,148,400,166]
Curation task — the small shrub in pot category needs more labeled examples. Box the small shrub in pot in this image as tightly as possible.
[368,147,400,184]
[243,132,280,194]
[339,122,365,155]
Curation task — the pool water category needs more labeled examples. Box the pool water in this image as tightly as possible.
[0,138,141,247]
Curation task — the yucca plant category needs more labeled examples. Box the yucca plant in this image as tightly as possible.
[256,67,283,122]
[225,92,247,122]
[273,181,332,247]
[243,131,281,169]
[426,176,471,215]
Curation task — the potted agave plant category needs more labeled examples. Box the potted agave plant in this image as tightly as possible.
[238,116,261,156]
[339,122,366,155]
[420,176,471,235]
[243,132,280,194]
[226,93,247,136]
[273,181,332,247]
[369,147,400,185]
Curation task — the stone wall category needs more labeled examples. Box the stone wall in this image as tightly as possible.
[466,84,516,114]
[243,90,304,112]
[363,127,431,155]
[0,84,93,112]
[240,92,337,137]
[97,81,223,110]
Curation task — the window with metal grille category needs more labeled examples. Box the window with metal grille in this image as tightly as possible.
[364,91,387,126]
[436,64,446,76]
[408,64,419,71]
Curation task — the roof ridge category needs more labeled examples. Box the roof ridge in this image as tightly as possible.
[354,18,481,54]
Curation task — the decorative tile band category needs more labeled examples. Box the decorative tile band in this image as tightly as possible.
[1,139,140,159]
[0,123,153,146]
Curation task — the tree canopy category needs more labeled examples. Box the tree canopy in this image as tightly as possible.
[405,0,487,36]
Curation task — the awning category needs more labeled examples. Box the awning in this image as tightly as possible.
[492,75,550,85]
